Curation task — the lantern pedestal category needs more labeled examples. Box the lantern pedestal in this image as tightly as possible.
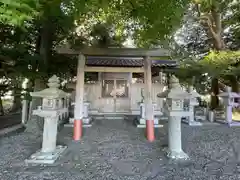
[25,145,67,164]
[182,116,202,126]
[25,111,68,164]
[166,116,189,159]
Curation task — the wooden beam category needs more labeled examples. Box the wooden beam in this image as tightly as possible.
[56,46,170,57]
[84,66,144,73]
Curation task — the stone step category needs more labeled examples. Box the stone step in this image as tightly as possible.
[93,115,125,120]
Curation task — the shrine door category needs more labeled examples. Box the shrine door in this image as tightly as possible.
[101,79,130,113]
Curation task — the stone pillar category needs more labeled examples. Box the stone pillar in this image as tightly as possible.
[42,117,58,153]
[83,102,89,118]
[208,111,215,122]
[21,100,28,125]
[188,86,196,123]
[144,56,155,142]
[83,102,91,125]
[140,103,145,119]
[168,116,188,159]
[226,105,232,124]
[73,54,85,140]
[159,71,163,84]
[188,104,194,122]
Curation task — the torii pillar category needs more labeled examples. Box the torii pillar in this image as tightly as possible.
[73,54,85,141]
[144,56,155,142]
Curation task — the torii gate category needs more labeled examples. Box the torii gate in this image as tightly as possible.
[57,46,173,142]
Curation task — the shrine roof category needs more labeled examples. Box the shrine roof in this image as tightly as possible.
[56,46,178,67]
[85,56,177,67]
[56,46,170,57]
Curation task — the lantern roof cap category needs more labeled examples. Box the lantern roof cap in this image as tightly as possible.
[157,76,190,99]
[30,75,69,99]
[218,86,240,98]
[188,86,201,98]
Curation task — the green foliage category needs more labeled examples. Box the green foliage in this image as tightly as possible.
[0,0,38,26]
[109,0,190,47]
[63,0,190,48]
[0,0,191,84]
[199,50,240,76]
[177,50,240,80]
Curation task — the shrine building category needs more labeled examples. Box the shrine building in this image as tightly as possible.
[57,47,177,141]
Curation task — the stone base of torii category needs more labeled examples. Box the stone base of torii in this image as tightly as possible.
[136,103,163,128]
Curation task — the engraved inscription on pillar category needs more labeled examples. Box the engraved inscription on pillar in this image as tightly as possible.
[172,100,183,111]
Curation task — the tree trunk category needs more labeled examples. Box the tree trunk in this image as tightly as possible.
[229,76,239,93]
[0,97,4,116]
[210,78,219,110]
[25,17,54,134]
[208,8,224,110]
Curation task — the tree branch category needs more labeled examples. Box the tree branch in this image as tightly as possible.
[211,9,222,35]
[200,14,219,40]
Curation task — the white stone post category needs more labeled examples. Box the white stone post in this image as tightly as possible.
[140,103,145,119]
[208,111,215,122]
[21,100,28,125]
[144,56,155,141]
[41,117,58,153]
[82,102,92,125]
[167,98,189,159]
[159,71,163,84]
[188,104,194,122]
[73,54,85,140]
[83,102,89,118]
[168,116,183,155]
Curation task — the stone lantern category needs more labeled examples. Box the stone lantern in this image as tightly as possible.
[182,86,202,126]
[218,86,240,126]
[25,75,69,164]
[158,75,191,160]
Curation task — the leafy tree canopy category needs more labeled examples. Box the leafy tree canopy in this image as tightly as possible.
[0,0,39,26]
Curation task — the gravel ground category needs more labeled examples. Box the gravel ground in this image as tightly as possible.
[0,119,240,180]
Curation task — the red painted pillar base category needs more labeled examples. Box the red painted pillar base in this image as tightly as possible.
[146,120,155,142]
[73,120,82,141]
